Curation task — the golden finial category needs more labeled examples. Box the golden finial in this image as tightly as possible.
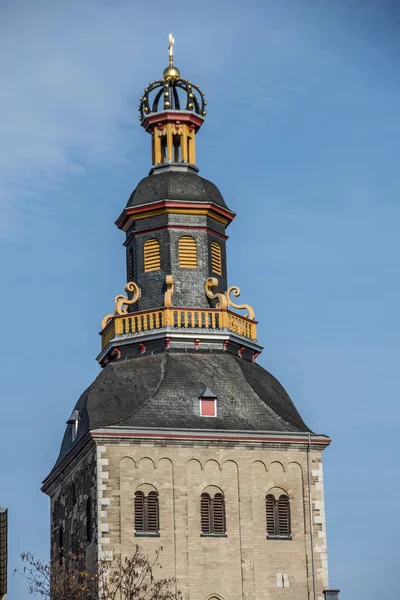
[168,33,174,67]
[163,33,181,81]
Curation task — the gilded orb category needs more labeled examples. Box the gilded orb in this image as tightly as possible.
[163,65,181,81]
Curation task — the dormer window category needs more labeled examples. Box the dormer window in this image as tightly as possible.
[66,410,79,442]
[199,387,217,417]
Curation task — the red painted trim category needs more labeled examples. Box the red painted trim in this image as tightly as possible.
[123,224,228,244]
[116,201,236,230]
[142,112,204,133]
[90,430,331,446]
[126,201,235,219]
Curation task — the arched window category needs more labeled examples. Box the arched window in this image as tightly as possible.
[128,247,134,281]
[86,498,92,542]
[211,241,222,275]
[178,236,197,268]
[201,491,226,536]
[71,520,78,555]
[266,493,291,539]
[71,483,77,506]
[134,490,159,535]
[58,525,64,564]
[144,239,161,272]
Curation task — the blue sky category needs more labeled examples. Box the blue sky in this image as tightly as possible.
[1,0,399,598]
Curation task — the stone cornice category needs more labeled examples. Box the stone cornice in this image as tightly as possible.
[42,426,330,492]
[90,427,331,450]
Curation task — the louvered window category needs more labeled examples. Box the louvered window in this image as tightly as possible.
[58,526,64,564]
[144,239,161,272]
[71,521,78,555]
[266,493,291,539]
[178,236,197,268]
[58,525,63,550]
[134,492,145,533]
[135,491,159,535]
[86,498,92,542]
[201,493,211,534]
[128,247,134,281]
[211,241,222,275]
[200,492,226,536]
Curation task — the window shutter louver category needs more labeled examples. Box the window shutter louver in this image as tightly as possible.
[134,491,145,533]
[266,494,276,537]
[211,241,222,275]
[278,495,290,537]
[128,247,134,281]
[58,525,64,550]
[266,493,291,538]
[135,490,159,535]
[201,493,211,534]
[178,236,197,268]
[144,239,161,272]
[86,498,92,542]
[71,522,78,555]
[146,492,159,533]
[212,493,226,535]
[58,526,64,564]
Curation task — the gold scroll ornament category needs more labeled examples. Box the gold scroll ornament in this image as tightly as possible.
[205,277,228,309]
[164,275,174,307]
[226,286,255,320]
[101,281,141,331]
[205,277,255,320]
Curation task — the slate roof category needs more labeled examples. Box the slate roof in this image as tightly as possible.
[52,352,311,474]
[126,171,228,208]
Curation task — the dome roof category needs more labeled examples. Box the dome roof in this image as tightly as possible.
[50,352,311,475]
[126,171,229,209]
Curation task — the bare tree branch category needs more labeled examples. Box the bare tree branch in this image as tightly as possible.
[16,546,182,600]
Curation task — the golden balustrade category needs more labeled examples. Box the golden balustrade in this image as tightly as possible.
[101,307,257,349]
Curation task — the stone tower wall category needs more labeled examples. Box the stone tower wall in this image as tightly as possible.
[96,439,329,600]
[50,442,97,570]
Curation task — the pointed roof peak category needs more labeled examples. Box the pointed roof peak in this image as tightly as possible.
[200,386,217,398]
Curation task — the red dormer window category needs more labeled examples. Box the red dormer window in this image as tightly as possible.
[199,387,217,417]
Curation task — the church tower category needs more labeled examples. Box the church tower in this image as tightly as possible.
[42,36,332,600]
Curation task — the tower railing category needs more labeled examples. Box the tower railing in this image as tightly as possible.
[101,307,257,349]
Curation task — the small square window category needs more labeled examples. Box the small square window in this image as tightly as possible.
[200,398,216,417]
